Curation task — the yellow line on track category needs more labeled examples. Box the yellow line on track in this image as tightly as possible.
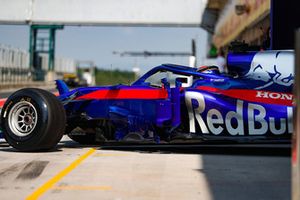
[52,185,112,191]
[25,148,96,200]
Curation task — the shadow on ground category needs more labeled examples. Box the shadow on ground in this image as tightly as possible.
[91,143,291,200]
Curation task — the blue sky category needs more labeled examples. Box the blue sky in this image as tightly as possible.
[0,25,208,72]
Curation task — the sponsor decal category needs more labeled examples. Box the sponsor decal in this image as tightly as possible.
[3,101,13,118]
[197,86,293,106]
[246,51,294,90]
[256,91,292,100]
[185,91,293,136]
[20,97,32,102]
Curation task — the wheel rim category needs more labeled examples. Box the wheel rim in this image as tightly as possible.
[8,101,38,137]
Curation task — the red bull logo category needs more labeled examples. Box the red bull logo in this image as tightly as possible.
[185,91,293,136]
[246,51,294,90]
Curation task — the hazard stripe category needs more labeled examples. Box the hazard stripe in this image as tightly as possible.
[76,88,168,100]
[196,86,293,106]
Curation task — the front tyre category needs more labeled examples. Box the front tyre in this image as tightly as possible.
[0,88,66,151]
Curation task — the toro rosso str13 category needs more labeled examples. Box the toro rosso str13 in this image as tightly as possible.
[0,50,294,151]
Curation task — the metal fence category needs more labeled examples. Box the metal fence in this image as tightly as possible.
[0,67,31,83]
[0,45,31,83]
[0,44,76,83]
[0,45,29,68]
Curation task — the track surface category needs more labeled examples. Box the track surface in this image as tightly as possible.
[0,136,291,200]
[0,90,291,200]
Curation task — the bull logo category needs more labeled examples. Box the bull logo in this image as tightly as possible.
[245,51,294,90]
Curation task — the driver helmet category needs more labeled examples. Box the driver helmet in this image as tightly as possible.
[197,65,220,75]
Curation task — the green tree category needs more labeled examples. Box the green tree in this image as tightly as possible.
[95,68,135,86]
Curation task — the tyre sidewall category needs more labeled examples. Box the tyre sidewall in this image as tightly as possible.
[1,90,49,149]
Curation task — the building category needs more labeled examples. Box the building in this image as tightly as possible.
[201,0,270,54]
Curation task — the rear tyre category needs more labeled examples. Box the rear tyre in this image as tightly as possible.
[0,88,66,151]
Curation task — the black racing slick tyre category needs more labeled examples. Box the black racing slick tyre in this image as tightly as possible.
[0,88,66,151]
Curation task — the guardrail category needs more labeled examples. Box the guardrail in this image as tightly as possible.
[0,67,32,83]
[0,45,31,84]
[0,44,77,84]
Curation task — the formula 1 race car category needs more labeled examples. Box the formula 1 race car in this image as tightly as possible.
[0,50,294,151]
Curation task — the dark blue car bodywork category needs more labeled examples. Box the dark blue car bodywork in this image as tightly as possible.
[0,50,294,144]
[55,50,294,144]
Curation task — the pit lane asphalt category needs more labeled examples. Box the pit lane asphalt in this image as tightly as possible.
[0,135,291,200]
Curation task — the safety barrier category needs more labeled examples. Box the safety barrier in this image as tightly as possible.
[0,67,31,83]
[55,57,76,73]
[0,45,31,83]
[0,44,29,69]
[0,44,76,84]
[39,54,76,73]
